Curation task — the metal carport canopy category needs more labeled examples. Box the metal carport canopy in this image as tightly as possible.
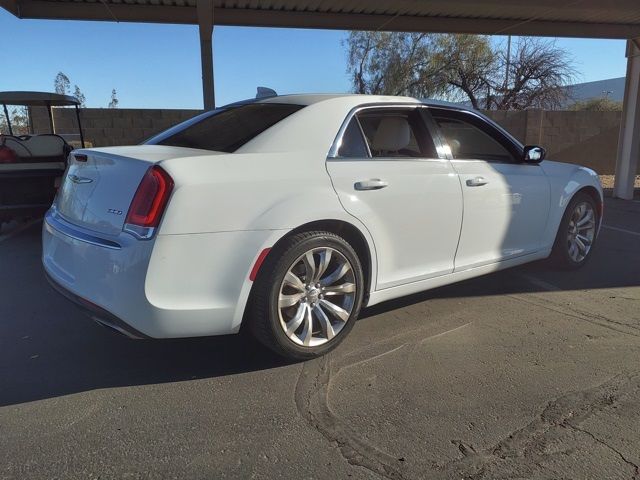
[2,0,639,199]
[2,0,640,38]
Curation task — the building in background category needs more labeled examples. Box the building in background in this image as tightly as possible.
[564,77,625,107]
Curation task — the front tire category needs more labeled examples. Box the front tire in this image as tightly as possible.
[549,192,599,270]
[247,231,365,360]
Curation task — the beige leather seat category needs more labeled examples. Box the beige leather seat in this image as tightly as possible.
[371,116,411,155]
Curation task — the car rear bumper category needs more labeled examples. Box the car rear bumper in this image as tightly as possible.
[44,269,150,339]
[42,208,282,338]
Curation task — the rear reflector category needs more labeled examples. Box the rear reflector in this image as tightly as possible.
[124,166,174,239]
[249,248,271,281]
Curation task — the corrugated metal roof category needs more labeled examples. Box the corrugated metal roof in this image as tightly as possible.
[2,0,640,38]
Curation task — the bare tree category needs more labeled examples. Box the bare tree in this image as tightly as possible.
[73,85,86,108]
[0,107,30,135]
[433,34,496,109]
[54,72,71,95]
[345,33,576,110]
[489,38,576,110]
[345,31,447,98]
[54,72,88,107]
[108,89,119,109]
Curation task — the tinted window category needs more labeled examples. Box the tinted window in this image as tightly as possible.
[432,114,514,162]
[337,118,369,158]
[357,109,436,158]
[149,103,303,153]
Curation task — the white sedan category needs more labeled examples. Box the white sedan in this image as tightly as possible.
[42,94,602,359]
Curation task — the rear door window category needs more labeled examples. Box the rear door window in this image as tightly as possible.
[336,118,370,158]
[148,103,304,153]
[356,109,437,158]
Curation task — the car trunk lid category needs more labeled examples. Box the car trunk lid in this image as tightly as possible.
[55,145,216,236]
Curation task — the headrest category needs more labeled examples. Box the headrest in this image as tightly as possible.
[371,116,411,152]
[449,139,461,156]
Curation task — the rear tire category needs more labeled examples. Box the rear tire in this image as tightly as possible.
[246,231,365,361]
[549,192,599,270]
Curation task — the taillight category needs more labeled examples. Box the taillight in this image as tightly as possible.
[124,166,174,239]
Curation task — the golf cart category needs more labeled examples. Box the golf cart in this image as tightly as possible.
[0,91,85,226]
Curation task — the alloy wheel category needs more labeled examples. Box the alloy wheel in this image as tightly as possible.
[566,201,596,263]
[278,247,357,347]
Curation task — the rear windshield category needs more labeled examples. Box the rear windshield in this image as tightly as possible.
[147,103,304,153]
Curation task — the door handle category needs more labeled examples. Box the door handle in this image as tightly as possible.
[354,179,388,191]
[466,176,488,187]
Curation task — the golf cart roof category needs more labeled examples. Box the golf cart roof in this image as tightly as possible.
[0,91,80,107]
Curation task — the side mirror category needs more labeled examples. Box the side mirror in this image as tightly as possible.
[523,145,546,163]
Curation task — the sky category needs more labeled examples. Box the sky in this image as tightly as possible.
[0,8,629,109]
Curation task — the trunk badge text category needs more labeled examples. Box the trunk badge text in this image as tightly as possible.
[68,174,93,184]
[108,209,123,216]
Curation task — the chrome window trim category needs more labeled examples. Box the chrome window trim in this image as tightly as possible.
[327,102,425,159]
[327,101,526,162]
[355,116,372,158]
[327,157,449,163]
[45,208,122,250]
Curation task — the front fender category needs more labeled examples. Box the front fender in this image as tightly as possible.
[540,161,603,249]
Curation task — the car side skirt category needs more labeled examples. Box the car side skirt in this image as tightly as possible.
[367,249,551,307]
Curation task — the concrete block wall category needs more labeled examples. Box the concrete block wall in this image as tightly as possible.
[30,107,202,147]
[484,109,621,174]
[29,107,620,174]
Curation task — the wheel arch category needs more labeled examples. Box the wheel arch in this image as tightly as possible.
[540,162,604,249]
[284,219,375,299]
[548,185,603,249]
[575,185,603,222]
[236,218,377,332]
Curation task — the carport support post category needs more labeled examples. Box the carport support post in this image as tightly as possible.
[614,39,640,200]
[197,0,215,111]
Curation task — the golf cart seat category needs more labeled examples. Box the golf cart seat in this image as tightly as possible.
[1,134,69,161]
[0,91,84,225]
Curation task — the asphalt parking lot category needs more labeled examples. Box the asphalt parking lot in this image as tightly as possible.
[1,197,639,480]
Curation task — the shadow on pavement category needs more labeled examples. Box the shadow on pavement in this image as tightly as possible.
[1,197,638,406]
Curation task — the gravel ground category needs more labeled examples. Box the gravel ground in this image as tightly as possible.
[600,174,640,189]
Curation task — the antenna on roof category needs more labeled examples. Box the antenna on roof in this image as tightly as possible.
[256,87,277,99]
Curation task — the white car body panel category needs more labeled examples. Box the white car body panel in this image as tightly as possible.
[42,94,603,339]
[450,160,551,270]
[327,157,463,289]
[539,161,604,246]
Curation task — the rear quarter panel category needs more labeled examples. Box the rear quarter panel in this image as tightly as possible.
[158,151,359,233]
[153,150,377,332]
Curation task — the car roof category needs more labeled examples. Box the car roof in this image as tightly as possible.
[254,93,417,106]
[234,92,522,155]
[233,93,473,113]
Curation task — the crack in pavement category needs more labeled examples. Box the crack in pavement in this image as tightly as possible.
[564,423,640,479]
[292,285,640,480]
[439,373,640,480]
[508,293,640,338]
